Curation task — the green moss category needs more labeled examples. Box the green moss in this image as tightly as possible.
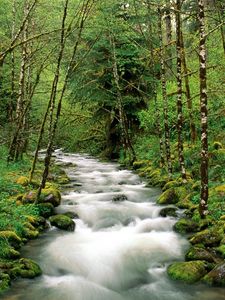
[133,160,150,170]
[216,245,225,258]
[157,188,179,205]
[185,246,217,263]
[16,176,29,187]
[22,191,37,204]
[162,179,182,192]
[203,263,225,286]
[167,261,207,284]
[159,207,177,218]
[173,218,199,234]
[0,231,22,249]
[56,175,70,184]
[0,272,10,294]
[37,203,54,218]
[213,141,223,150]
[11,258,42,279]
[189,227,224,247]
[40,187,61,207]
[49,214,75,231]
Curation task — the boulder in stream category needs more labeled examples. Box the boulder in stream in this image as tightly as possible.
[159,207,177,218]
[203,263,225,286]
[0,272,10,293]
[112,194,128,202]
[189,227,223,247]
[185,246,218,263]
[167,260,207,284]
[173,218,199,233]
[49,215,75,231]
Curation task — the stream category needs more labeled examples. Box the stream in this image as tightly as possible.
[2,152,225,300]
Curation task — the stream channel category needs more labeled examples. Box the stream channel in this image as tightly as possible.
[2,151,225,300]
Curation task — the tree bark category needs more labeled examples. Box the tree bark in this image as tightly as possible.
[36,0,94,197]
[158,8,172,177]
[198,0,209,218]
[180,30,197,143]
[110,34,136,164]
[165,0,173,71]
[175,0,187,181]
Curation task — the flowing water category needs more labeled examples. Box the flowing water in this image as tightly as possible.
[2,152,225,300]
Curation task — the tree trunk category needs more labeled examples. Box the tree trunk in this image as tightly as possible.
[180,30,197,143]
[110,35,136,164]
[147,4,164,167]
[198,0,209,218]
[34,0,69,194]
[175,0,187,181]
[36,0,94,197]
[8,1,30,162]
[165,0,173,71]
[158,8,172,177]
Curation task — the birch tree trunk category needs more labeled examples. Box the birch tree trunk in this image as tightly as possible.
[158,8,172,177]
[198,0,209,218]
[175,0,187,181]
[8,1,30,162]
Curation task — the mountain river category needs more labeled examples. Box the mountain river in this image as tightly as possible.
[2,152,225,300]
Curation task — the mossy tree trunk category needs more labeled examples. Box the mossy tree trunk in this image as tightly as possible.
[110,34,136,164]
[180,30,197,143]
[158,8,172,177]
[175,0,187,182]
[198,0,209,218]
[36,0,94,198]
[147,3,164,167]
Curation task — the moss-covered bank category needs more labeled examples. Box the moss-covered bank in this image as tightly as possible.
[132,147,225,286]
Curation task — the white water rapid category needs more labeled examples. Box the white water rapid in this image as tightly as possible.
[2,152,225,300]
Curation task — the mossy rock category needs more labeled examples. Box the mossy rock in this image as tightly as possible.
[11,258,42,279]
[162,178,193,192]
[40,187,61,207]
[189,227,224,247]
[213,141,223,150]
[176,197,194,209]
[157,188,179,205]
[16,176,29,187]
[37,203,54,218]
[162,180,182,192]
[133,160,150,170]
[216,245,225,258]
[185,246,218,263]
[22,191,37,204]
[2,248,20,260]
[173,218,199,234]
[22,228,39,239]
[0,272,10,294]
[49,215,75,231]
[56,175,70,185]
[63,212,79,219]
[191,181,201,192]
[159,207,178,218]
[220,215,225,221]
[203,263,225,286]
[167,261,207,284]
[214,184,225,197]
[0,231,22,249]
[26,215,47,230]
